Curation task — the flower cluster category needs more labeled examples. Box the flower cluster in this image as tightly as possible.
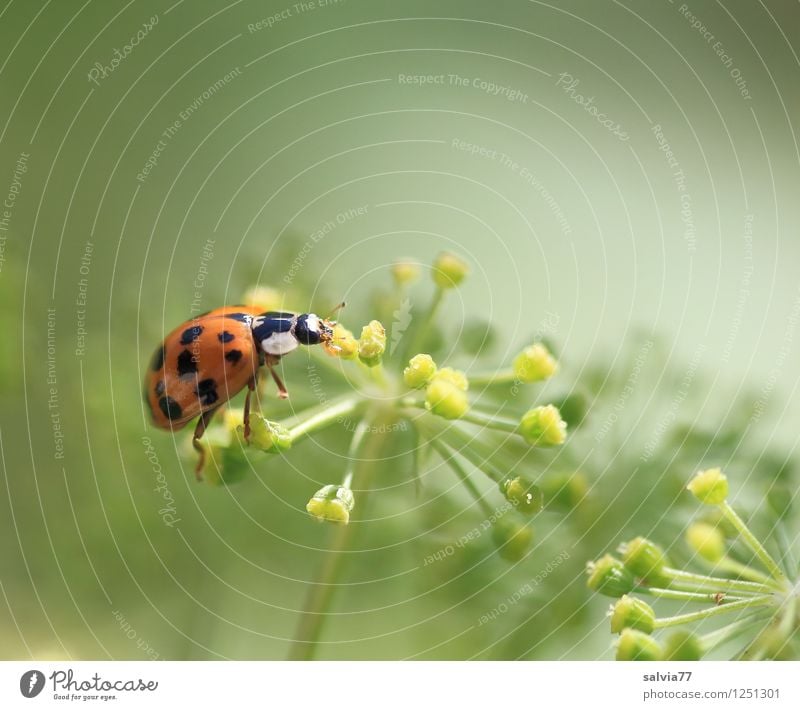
[587,467,797,660]
[187,252,574,562]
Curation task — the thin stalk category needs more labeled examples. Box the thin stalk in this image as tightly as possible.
[401,287,444,363]
[430,439,494,517]
[637,587,750,604]
[700,613,773,652]
[467,369,518,387]
[288,395,362,441]
[719,501,787,584]
[654,594,775,628]
[716,556,774,585]
[287,415,390,660]
[663,567,781,595]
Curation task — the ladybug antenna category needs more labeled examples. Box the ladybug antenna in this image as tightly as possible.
[325,301,346,321]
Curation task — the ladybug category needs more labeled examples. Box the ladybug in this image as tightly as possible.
[144,305,339,477]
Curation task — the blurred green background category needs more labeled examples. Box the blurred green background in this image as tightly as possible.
[1,0,799,660]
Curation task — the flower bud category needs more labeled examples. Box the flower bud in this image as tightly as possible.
[432,251,469,289]
[391,259,420,287]
[586,555,636,597]
[237,414,292,453]
[540,472,588,511]
[432,367,468,390]
[242,285,283,312]
[425,378,469,420]
[306,484,355,524]
[662,630,703,661]
[500,476,544,514]
[358,320,386,367]
[491,518,534,561]
[685,522,725,563]
[512,344,558,383]
[610,595,656,634]
[324,323,359,359]
[618,537,669,585]
[687,467,728,505]
[519,405,566,446]
[403,353,437,388]
[616,629,663,661]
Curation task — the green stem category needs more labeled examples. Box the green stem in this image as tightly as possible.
[719,501,787,584]
[430,440,494,517]
[423,421,505,484]
[287,414,389,661]
[654,595,776,628]
[716,556,774,585]
[457,409,520,434]
[288,395,363,441]
[467,368,518,387]
[700,613,773,652]
[340,419,370,490]
[402,287,444,362]
[638,587,750,604]
[663,567,779,595]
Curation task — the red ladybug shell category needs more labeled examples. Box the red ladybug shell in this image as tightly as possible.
[144,306,264,430]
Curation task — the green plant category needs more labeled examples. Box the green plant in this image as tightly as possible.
[588,467,799,660]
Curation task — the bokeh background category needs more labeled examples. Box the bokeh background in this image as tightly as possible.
[1,0,799,660]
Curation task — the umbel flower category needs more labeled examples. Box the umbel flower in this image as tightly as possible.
[185,252,574,658]
[588,468,798,660]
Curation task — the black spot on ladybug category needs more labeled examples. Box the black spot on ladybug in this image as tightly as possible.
[155,380,165,396]
[218,331,235,343]
[225,349,243,364]
[196,378,219,406]
[150,344,165,371]
[158,396,183,420]
[180,325,204,344]
[177,349,198,377]
[225,312,251,323]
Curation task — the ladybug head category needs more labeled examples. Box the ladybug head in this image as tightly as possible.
[294,313,334,346]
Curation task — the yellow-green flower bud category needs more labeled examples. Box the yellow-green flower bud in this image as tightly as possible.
[500,477,544,514]
[491,518,534,561]
[541,471,588,511]
[610,595,656,634]
[687,467,728,505]
[619,537,669,585]
[306,484,355,524]
[237,414,292,453]
[586,555,636,597]
[425,378,469,419]
[663,630,703,661]
[513,344,558,383]
[432,251,469,289]
[616,628,663,661]
[403,353,437,388]
[242,285,283,312]
[685,522,725,563]
[431,366,468,390]
[324,323,359,359]
[358,320,386,367]
[391,259,420,287]
[519,405,566,446]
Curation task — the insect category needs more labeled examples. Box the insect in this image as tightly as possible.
[144,304,340,477]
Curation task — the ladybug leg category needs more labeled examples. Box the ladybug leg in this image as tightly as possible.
[264,355,289,399]
[243,376,257,442]
[192,407,219,481]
